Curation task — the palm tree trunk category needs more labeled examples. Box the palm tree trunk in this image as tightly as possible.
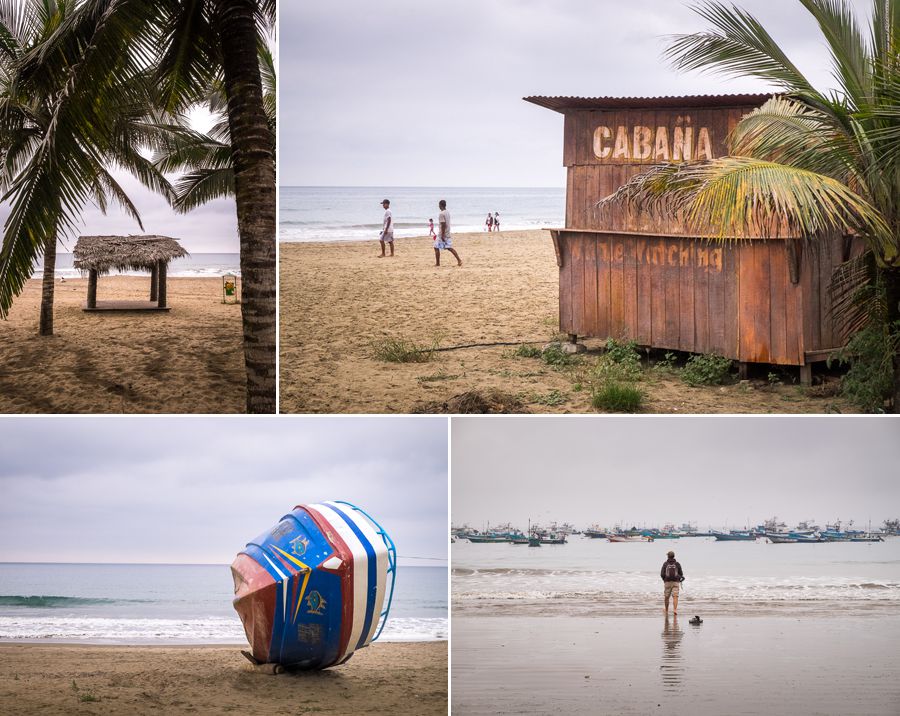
[215,0,276,414]
[39,234,56,336]
[886,267,900,413]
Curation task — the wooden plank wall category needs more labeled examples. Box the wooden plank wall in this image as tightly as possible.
[556,231,856,365]
[556,102,855,365]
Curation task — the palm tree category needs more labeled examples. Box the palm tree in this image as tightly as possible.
[0,0,172,336]
[599,0,900,409]
[152,39,275,212]
[2,0,276,412]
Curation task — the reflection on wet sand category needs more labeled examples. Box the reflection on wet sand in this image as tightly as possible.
[660,615,684,692]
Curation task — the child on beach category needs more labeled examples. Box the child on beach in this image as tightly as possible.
[429,218,437,242]
[485,213,493,232]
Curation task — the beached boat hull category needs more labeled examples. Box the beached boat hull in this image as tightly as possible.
[231,501,396,669]
[712,533,757,541]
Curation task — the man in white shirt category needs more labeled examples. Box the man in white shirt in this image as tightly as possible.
[435,199,462,267]
[378,199,394,257]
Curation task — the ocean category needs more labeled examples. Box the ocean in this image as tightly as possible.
[452,535,900,617]
[279,186,565,243]
[33,253,241,280]
[0,563,446,644]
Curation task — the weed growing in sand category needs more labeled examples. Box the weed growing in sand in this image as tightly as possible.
[529,389,568,406]
[541,344,581,367]
[79,693,101,703]
[371,336,438,363]
[653,351,678,372]
[603,338,642,369]
[681,353,734,387]
[591,382,644,412]
[418,371,459,383]
[513,344,542,359]
[828,321,897,413]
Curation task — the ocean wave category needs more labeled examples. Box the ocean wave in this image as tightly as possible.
[0,615,446,644]
[0,595,151,608]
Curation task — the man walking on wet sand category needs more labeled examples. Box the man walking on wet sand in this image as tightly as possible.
[435,199,462,267]
[378,199,394,257]
[661,550,684,614]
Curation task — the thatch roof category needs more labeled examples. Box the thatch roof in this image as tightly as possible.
[73,235,189,273]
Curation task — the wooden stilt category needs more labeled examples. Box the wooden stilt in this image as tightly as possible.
[799,364,812,387]
[157,260,167,308]
[738,362,749,380]
[567,333,578,344]
[87,269,98,309]
[150,264,158,302]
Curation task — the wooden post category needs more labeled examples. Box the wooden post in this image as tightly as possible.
[799,364,812,387]
[567,333,578,344]
[87,269,98,309]
[150,264,159,302]
[738,362,749,380]
[157,260,167,308]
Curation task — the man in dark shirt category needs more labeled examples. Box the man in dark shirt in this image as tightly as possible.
[661,550,685,614]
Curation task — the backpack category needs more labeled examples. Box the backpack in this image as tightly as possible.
[664,561,679,580]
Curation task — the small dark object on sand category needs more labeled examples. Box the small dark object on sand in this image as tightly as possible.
[413,389,530,414]
[689,616,703,625]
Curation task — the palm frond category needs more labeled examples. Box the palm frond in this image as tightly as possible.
[598,157,894,253]
[171,166,234,212]
[666,1,816,92]
[829,249,881,341]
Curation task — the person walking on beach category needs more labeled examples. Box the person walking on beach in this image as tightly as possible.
[485,213,493,232]
[436,199,462,267]
[661,550,684,615]
[493,212,500,232]
[428,218,437,242]
[378,199,394,257]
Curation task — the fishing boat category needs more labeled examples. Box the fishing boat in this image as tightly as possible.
[712,531,756,541]
[848,534,885,542]
[607,534,648,542]
[527,519,541,547]
[765,532,825,543]
[584,525,608,538]
[466,533,508,543]
[231,501,396,670]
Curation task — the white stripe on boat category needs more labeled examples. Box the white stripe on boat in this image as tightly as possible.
[327,502,388,647]
[311,503,370,662]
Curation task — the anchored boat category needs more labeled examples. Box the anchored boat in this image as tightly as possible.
[231,501,397,670]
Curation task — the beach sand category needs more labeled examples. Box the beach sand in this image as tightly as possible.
[0,277,245,413]
[0,641,447,715]
[452,615,900,715]
[279,232,855,414]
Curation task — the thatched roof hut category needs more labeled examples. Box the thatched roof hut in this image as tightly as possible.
[74,235,188,274]
[73,235,188,311]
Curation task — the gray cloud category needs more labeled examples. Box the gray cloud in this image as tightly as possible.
[451,417,900,531]
[281,0,870,187]
[0,416,448,565]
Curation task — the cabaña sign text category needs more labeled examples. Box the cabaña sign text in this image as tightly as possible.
[593,116,714,162]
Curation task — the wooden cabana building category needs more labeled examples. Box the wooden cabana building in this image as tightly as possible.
[525,94,860,384]
[73,235,188,311]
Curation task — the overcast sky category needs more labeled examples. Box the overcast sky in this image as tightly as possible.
[452,417,900,531]
[0,416,447,566]
[282,0,871,187]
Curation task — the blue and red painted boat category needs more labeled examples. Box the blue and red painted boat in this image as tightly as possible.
[231,501,397,670]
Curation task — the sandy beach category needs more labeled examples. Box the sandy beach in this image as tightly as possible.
[452,615,900,715]
[0,276,245,413]
[279,231,855,413]
[0,641,447,714]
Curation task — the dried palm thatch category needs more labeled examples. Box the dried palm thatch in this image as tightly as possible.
[73,235,188,274]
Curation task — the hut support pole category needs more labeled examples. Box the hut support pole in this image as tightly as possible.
[567,333,578,344]
[738,362,749,380]
[150,264,159,302]
[157,260,167,308]
[87,269,98,309]
[799,364,812,387]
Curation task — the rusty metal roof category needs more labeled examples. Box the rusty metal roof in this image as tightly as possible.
[523,94,773,112]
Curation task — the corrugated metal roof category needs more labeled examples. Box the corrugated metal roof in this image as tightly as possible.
[523,94,773,112]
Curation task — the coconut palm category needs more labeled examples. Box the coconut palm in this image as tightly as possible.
[599,0,900,409]
[4,0,276,412]
[152,39,275,213]
[0,0,171,336]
